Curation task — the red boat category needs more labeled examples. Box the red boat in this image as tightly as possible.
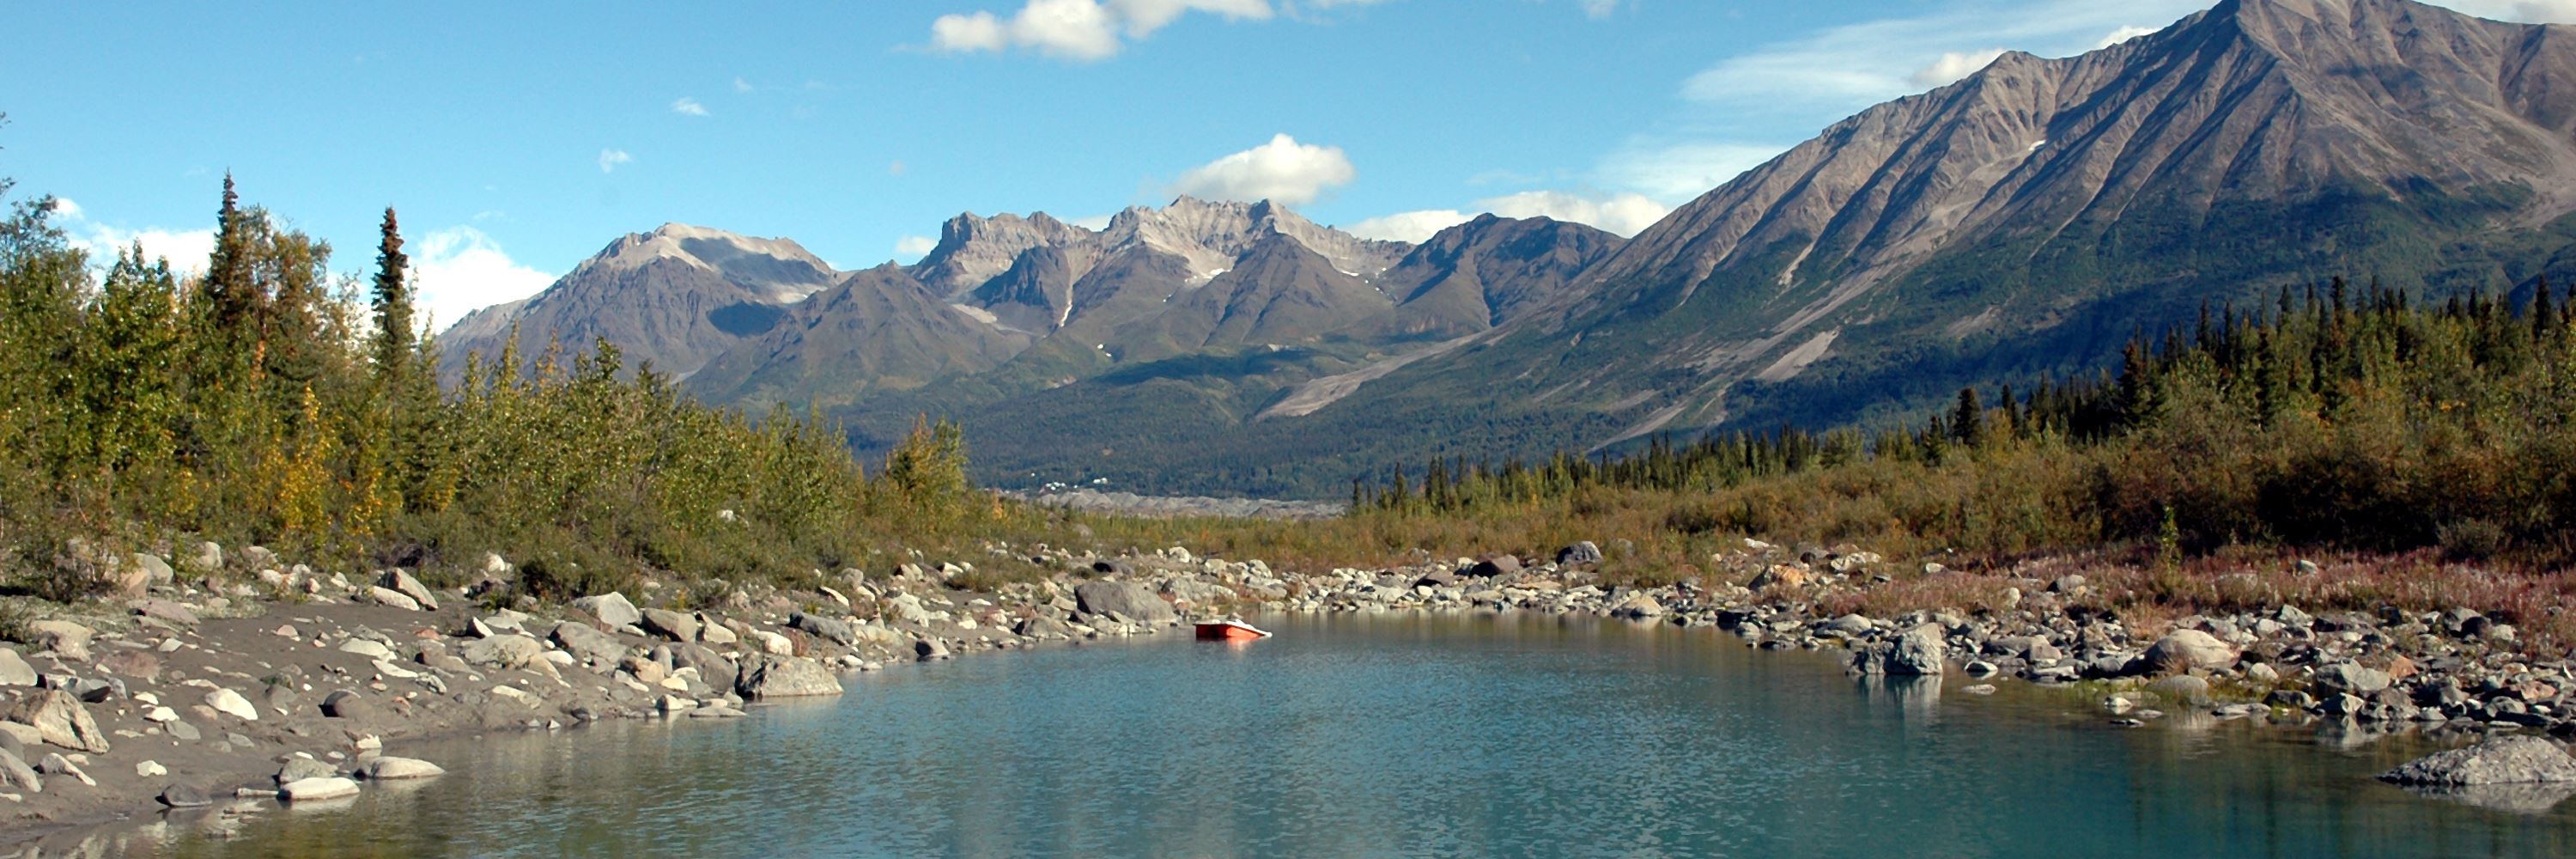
[1194,619,1273,641]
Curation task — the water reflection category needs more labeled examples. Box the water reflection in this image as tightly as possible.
[43,612,2576,858]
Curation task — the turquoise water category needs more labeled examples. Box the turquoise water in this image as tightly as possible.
[102,612,2576,856]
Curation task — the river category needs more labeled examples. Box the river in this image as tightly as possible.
[98,612,2576,857]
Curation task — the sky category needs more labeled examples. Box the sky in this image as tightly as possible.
[7,0,2575,331]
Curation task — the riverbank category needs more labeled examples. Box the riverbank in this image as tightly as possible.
[3,536,2567,847]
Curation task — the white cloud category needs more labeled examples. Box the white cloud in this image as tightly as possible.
[732,76,755,93]
[1575,0,1619,20]
[1479,190,1668,236]
[46,197,80,219]
[929,0,1279,60]
[1908,48,2008,89]
[1344,209,1471,242]
[1346,190,1671,242]
[1680,0,2209,109]
[1170,133,1355,204]
[2440,1,2576,22]
[1599,141,1788,202]
[2096,25,2158,48]
[1066,213,1115,230]
[411,226,558,332]
[50,200,216,274]
[598,149,633,174]
[894,235,939,259]
[671,97,709,117]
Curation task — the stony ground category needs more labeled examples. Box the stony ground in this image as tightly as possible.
[8,535,2573,847]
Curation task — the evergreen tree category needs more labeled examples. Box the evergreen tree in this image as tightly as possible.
[1951,387,1984,448]
[369,207,415,377]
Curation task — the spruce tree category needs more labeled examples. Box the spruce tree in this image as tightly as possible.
[1951,387,1984,448]
[369,207,414,377]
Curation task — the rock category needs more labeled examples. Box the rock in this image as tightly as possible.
[35,753,93,787]
[1609,593,1666,618]
[4,690,109,753]
[134,599,198,625]
[569,593,643,630]
[2141,630,2239,673]
[137,759,167,777]
[698,616,738,645]
[320,690,382,721]
[24,620,94,661]
[1825,614,1874,636]
[186,541,223,573]
[2382,736,2576,786]
[366,586,422,612]
[736,655,843,698]
[1466,556,1523,577]
[641,609,701,643]
[204,687,259,722]
[914,637,952,661]
[1855,624,1947,675]
[337,638,396,660]
[459,634,545,669]
[0,749,38,794]
[0,650,33,687]
[1748,564,1809,590]
[239,545,277,571]
[131,553,176,587]
[670,644,740,693]
[788,612,855,646]
[1556,541,1604,566]
[1015,615,1075,639]
[1072,582,1176,624]
[279,776,360,801]
[380,570,439,611]
[2246,662,2281,684]
[747,631,794,657]
[2050,575,2087,594]
[2149,674,2214,707]
[158,783,212,807]
[359,756,445,780]
[550,622,630,664]
[276,758,337,783]
[2318,661,2393,695]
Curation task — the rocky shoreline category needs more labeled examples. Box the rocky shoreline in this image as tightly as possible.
[9,536,2576,849]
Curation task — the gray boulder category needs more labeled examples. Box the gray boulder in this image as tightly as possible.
[185,541,223,573]
[1556,541,1604,566]
[459,634,545,670]
[1466,556,1523,577]
[158,783,212,807]
[131,553,176,588]
[320,690,382,722]
[550,622,630,664]
[380,569,439,611]
[359,756,445,780]
[0,649,34,687]
[276,758,338,784]
[1073,582,1176,624]
[788,612,855,646]
[2381,736,2576,786]
[1855,625,1947,676]
[1014,615,1075,638]
[669,643,739,693]
[570,593,642,629]
[736,655,843,698]
[0,748,39,794]
[2141,630,2239,673]
[2318,661,2394,695]
[4,690,109,753]
[641,608,702,643]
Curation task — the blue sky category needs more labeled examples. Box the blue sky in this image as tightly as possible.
[5,0,2567,329]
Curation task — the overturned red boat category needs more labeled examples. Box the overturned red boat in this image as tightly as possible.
[1194,619,1273,641]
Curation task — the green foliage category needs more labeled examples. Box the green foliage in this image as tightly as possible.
[0,174,963,601]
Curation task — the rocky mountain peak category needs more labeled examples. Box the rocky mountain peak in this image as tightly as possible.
[912,210,1095,300]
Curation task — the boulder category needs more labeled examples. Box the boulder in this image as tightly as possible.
[158,783,213,807]
[1610,593,1666,618]
[131,553,176,588]
[0,748,39,794]
[1014,615,1075,639]
[2141,630,2239,673]
[569,593,643,630]
[276,758,337,783]
[205,687,259,722]
[34,752,92,787]
[2318,661,2394,695]
[1466,555,1523,578]
[279,776,359,801]
[915,637,952,661]
[380,569,439,611]
[0,649,34,687]
[670,643,739,693]
[747,630,795,656]
[1556,541,1604,566]
[2381,736,2576,786]
[736,655,843,698]
[359,756,446,780]
[1825,614,1874,636]
[1748,564,1809,590]
[5,690,110,753]
[550,622,631,664]
[186,541,223,573]
[1855,624,1947,676]
[24,620,94,661]
[788,612,855,646]
[1073,582,1176,624]
[135,600,199,625]
[320,690,382,721]
[459,634,545,669]
[641,609,701,643]
[366,586,422,612]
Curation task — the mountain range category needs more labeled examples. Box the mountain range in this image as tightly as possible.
[440,0,2576,497]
